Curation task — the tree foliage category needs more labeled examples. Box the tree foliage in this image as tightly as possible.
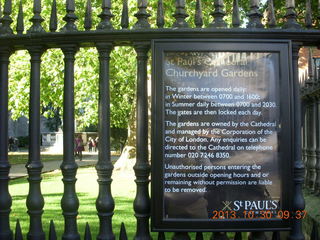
[6,0,318,131]
[8,0,138,130]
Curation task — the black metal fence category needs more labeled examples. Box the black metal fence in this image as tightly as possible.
[301,48,320,197]
[0,0,319,239]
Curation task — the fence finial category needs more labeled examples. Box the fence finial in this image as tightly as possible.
[0,0,13,34]
[247,0,263,28]
[97,0,114,30]
[283,0,301,29]
[119,222,128,240]
[195,0,203,28]
[121,0,129,29]
[28,0,45,33]
[61,0,78,31]
[84,0,92,31]
[134,0,150,29]
[16,0,24,34]
[267,0,276,28]
[49,220,57,240]
[305,0,313,29]
[173,0,189,28]
[49,0,57,32]
[232,0,240,28]
[157,0,164,28]
[209,0,227,28]
[15,219,23,240]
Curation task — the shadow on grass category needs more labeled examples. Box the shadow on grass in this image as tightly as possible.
[9,171,64,186]
[10,191,238,239]
[10,192,142,239]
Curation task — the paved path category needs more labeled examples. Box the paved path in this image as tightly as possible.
[9,154,119,179]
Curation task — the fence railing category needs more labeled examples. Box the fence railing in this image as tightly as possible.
[301,47,320,198]
[0,0,320,239]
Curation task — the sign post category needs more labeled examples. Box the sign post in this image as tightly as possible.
[152,40,297,231]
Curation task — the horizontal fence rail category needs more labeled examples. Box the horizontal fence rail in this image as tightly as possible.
[0,0,320,46]
[0,0,320,239]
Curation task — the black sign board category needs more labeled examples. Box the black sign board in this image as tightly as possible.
[151,40,294,231]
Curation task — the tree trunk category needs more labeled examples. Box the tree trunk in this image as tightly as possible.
[114,103,136,171]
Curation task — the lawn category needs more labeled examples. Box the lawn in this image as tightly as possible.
[9,167,140,239]
[9,167,239,239]
[8,152,120,165]
[8,152,64,165]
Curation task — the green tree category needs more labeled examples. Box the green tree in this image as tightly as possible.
[8,0,138,131]
[8,0,316,127]
[6,0,317,167]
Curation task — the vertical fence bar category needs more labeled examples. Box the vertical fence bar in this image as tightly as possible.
[305,102,311,187]
[60,44,80,240]
[195,232,203,240]
[303,108,308,186]
[133,42,151,240]
[315,98,320,194]
[307,99,317,192]
[26,46,45,240]
[307,49,317,192]
[248,232,266,240]
[212,232,229,240]
[96,42,115,240]
[0,47,13,240]
[234,232,242,240]
[288,43,305,240]
[172,232,190,240]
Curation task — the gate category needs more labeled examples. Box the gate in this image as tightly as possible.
[0,0,319,239]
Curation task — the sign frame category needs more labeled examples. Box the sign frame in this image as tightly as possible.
[151,39,294,232]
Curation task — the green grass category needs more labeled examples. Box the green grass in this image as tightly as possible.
[8,152,119,165]
[9,167,242,239]
[8,153,63,165]
[9,167,141,239]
